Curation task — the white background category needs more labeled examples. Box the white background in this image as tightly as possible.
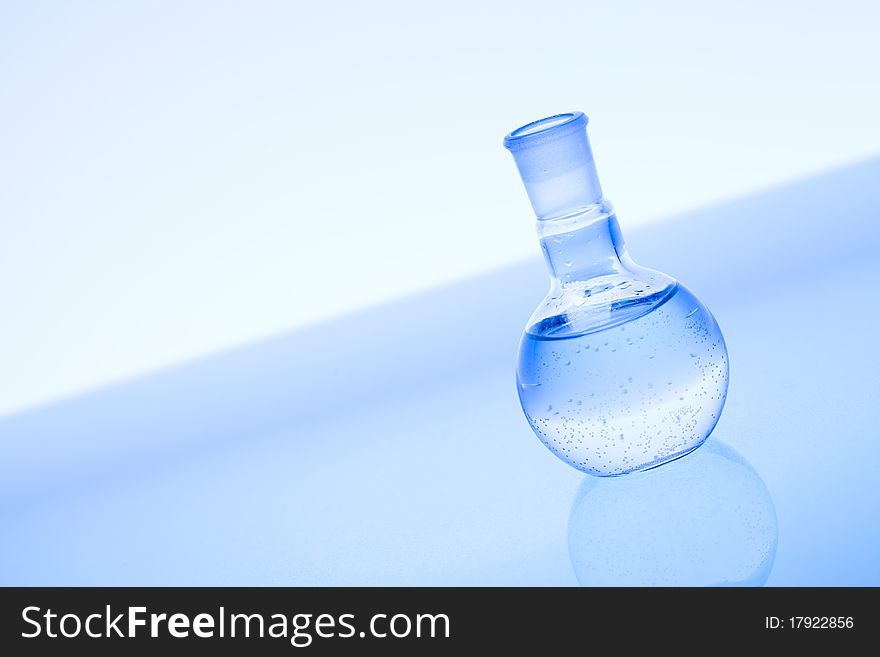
[2,0,878,416]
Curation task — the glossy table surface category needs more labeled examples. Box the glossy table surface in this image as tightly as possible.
[2,158,879,585]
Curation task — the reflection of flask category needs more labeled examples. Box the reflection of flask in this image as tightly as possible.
[503,112,728,476]
[568,440,777,586]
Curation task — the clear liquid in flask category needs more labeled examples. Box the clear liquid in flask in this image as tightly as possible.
[518,282,727,476]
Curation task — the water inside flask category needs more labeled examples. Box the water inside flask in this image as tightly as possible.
[503,112,729,476]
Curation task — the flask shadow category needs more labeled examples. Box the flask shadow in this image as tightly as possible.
[568,439,777,586]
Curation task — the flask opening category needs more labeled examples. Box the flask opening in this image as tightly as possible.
[503,112,587,150]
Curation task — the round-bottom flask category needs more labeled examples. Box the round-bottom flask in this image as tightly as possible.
[504,113,729,476]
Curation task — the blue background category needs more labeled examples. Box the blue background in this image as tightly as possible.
[2,158,878,585]
[3,0,880,418]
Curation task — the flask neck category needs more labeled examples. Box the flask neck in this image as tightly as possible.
[505,112,679,337]
[503,112,603,221]
[537,205,630,286]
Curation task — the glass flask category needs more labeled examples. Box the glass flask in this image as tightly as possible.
[503,112,729,476]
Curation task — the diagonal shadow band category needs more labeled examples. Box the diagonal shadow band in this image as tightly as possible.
[1,156,879,504]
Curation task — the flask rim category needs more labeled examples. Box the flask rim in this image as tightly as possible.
[503,112,588,151]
